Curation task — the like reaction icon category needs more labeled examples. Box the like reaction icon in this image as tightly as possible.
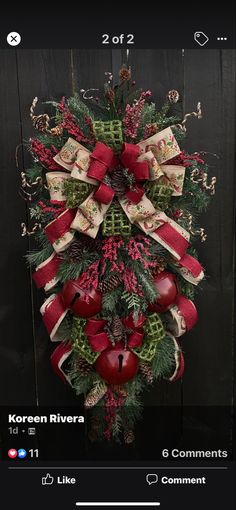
[42,473,54,486]
[18,449,27,459]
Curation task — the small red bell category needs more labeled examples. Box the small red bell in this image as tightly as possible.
[95,342,139,385]
[148,270,179,313]
[62,278,102,318]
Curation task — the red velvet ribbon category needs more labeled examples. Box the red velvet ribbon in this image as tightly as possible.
[85,314,146,353]
[86,142,116,204]
[125,184,145,204]
[82,142,149,206]
[88,142,115,181]
[42,293,66,338]
[93,182,115,204]
[175,295,198,331]
[51,341,72,384]
[154,222,189,259]
[33,254,61,289]
[121,143,149,181]
[44,208,77,244]
[120,143,150,204]
[178,253,203,278]
[123,313,146,347]
[85,318,110,352]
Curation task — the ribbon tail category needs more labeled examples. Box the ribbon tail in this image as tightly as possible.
[173,253,204,285]
[51,341,73,384]
[40,293,68,342]
[167,334,185,382]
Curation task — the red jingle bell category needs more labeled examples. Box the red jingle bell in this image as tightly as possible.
[62,278,102,318]
[148,270,179,313]
[95,342,139,385]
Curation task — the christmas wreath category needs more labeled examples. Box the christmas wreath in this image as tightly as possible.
[21,66,216,443]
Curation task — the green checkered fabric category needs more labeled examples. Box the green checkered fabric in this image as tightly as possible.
[102,202,132,237]
[133,313,165,362]
[145,182,172,211]
[93,120,123,153]
[72,317,99,364]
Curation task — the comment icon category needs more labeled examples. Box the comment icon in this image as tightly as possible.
[146,473,158,485]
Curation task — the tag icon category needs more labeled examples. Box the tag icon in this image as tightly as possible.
[194,32,209,46]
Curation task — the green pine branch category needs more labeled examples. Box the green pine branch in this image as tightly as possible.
[151,335,176,379]
[134,267,159,303]
[26,231,53,267]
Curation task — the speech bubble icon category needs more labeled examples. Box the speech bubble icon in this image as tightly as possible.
[146,473,158,485]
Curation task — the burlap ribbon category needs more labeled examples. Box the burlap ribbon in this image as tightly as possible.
[42,129,204,287]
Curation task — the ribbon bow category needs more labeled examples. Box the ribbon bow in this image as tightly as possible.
[42,128,204,286]
[85,314,146,353]
[87,142,116,204]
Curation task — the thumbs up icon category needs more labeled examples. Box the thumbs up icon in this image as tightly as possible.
[42,473,54,485]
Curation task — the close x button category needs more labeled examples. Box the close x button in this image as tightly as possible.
[7,31,21,46]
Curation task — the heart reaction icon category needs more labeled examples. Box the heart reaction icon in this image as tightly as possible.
[8,448,18,459]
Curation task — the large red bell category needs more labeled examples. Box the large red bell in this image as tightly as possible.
[95,342,139,385]
[148,270,179,313]
[62,278,102,318]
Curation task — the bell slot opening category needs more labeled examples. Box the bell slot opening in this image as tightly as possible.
[118,354,124,372]
[70,291,81,307]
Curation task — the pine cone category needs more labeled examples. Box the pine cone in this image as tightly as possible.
[139,361,154,384]
[151,256,166,276]
[75,356,92,375]
[79,234,102,252]
[32,114,50,132]
[110,316,124,342]
[124,429,135,444]
[99,273,122,293]
[105,89,115,103]
[84,382,107,409]
[144,123,159,139]
[66,240,84,262]
[167,89,180,104]
[66,237,102,262]
[119,66,131,81]
[110,167,128,194]
[50,124,63,136]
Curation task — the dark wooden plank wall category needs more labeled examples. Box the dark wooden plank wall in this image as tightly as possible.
[0,50,235,426]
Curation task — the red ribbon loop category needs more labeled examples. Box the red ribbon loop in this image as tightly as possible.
[93,182,115,204]
[121,143,150,181]
[51,341,73,384]
[175,295,198,331]
[125,184,145,204]
[123,313,146,329]
[87,142,115,181]
[124,313,146,348]
[178,253,203,278]
[154,223,189,259]
[44,208,77,244]
[85,318,110,352]
[85,314,147,353]
[33,253,61,289]
[127,329,144,348]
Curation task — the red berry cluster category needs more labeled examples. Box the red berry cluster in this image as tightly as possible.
[30,139,61,170]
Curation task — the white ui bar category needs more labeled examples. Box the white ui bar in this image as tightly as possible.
[75,503,160,507]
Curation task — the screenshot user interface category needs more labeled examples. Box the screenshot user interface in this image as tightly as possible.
[0,11,235,510]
